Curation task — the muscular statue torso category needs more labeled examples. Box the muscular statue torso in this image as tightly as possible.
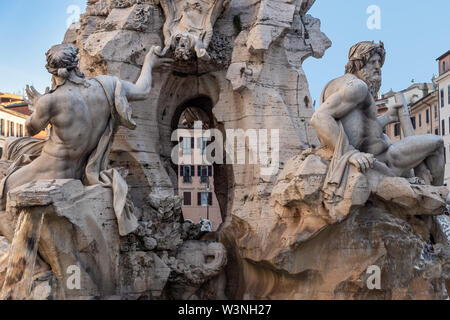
[319,74,391,156]
[11,79,113,188]
[43,79,110,163]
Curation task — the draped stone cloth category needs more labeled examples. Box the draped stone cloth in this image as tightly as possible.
[0,75,139,236]
[322,121,358,204]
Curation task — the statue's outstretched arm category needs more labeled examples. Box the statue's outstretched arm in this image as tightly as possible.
[120,46,173,101]
[377,102,403,129]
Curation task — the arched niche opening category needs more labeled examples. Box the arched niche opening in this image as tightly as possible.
[156,74,231,231]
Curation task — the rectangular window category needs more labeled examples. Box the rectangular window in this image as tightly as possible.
[435,128,439,135]
[426,109,430,124]
[180,165,194,183]
[448,85,450,105]
[442,119,446,136]
[435,104,438,120]
[0,119,4,136]
[411,116,416,130]
[6,120,9,137]
[198,165,212,183]
[394,123,400,137]
[9,122,14,137]
[183,192,191,206]
[198,192,212,206]
[445,146,448,164]
[441,89,445,108]
[197,137,208,155]
[181,137,194,155]
[19,124,23,137]
[419,114,422,127]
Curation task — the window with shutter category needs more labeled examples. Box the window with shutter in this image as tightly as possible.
[394,123,400,137]
[410,116,416,130]
[183,192,191,206]
[448,85,450,105]
[181,166,192,183]
[199,192,210,206]
[182,137,192,155]
[199,166,211,183]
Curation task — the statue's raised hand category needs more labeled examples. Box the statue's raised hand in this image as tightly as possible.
[385,102,404,123]
[146,46,173,71]
[25,85,47,111]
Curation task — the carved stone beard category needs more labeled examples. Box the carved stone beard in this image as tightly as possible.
[365,77,381,98]
[358,69,382,98]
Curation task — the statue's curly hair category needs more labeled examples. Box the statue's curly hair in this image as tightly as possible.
[45,43,84,79]
[345,41,386,74]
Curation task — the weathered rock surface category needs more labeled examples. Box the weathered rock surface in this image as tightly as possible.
[226,148,450,299]
[270,148,449,246]
[60,0,331,300]
[0,178,224,300]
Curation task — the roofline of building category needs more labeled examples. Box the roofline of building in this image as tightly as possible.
[381,82,431,99]
[5,102,28,108]
[436,50,450,61]
[410,91,437,110]
[436,70,450,82]
[0,93,23,99]
[0,106,29,119]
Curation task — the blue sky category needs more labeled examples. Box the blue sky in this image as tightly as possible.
[0,0,86,95]
[0,0,449,105]
[303,0,450,106]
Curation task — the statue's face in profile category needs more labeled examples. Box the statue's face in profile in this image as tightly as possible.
[360,53,382,82]
[357,53,383,97]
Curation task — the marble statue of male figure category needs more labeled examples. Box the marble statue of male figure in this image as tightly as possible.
[311,41,444,188]
[0,43,172,240]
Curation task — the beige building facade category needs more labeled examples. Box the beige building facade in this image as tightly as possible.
[0,93,47,156]
[436,50,450,187]
[176,128,222,231]
[377,83,438,142]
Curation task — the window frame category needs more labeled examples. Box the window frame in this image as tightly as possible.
[394,123,400,137]
[183,192,192,206]
[181,137,194,155]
